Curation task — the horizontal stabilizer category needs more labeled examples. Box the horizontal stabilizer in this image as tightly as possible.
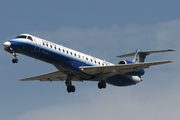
[117,49,175,58]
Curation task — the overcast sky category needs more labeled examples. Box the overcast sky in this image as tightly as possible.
[1,0,180,120]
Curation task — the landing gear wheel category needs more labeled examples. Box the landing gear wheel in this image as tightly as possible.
[67,86,72,93]
[71,85,75,92]
[12,59,18,63]
[12,59,15,63]
[102,81,106,88]
[15,59,18,63]
[98,82,102,89]
[98,81,106,89]
[67,85,76,93]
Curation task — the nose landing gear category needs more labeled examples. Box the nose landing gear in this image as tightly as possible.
[12,53,18,63]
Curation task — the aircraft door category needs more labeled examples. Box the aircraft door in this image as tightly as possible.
[34,38,41,53]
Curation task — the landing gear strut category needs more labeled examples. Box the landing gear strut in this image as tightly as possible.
[65,76,75,93]
[12,52,18,63]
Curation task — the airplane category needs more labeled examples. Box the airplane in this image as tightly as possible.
[3,34,175,93]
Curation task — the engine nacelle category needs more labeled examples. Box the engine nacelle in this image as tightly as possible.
[118,60,145,76]
[119,60,133,64]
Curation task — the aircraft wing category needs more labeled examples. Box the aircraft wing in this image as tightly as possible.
[80,60,173,75]
[19,71,81,82]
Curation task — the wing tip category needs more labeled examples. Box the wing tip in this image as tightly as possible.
[168,49,175,51]
[167,60,173,63]
[18,79,24,81]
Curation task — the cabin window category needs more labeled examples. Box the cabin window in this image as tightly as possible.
[50,45,52,48]
[95,61,97,63]
[59,48,61,51]
[67,51,69,54]
[79,55,80,58]
[63,49,65,52]
[28,36,33,41]
[70,52,72,55]
[43,43,45,46]
[86,58,88,60]
[54,47,56,50]
[91,59,93,62]
[46,44,48,47]
[74,53,76,56]
[98,62,100,65]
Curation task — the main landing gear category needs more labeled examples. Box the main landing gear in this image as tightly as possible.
[12,53,18,63]
[65,76,75,93]
[96,74,107,89]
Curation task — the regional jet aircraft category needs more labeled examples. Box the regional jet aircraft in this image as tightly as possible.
[3,34,174,93]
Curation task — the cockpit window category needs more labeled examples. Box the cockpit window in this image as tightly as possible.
[15,35,33,41]
[28,36,33,41]
[16,35,27,39]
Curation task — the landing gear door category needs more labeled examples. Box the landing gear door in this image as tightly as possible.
[34,38,41,53]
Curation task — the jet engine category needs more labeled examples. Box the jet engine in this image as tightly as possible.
[118,60,133,64]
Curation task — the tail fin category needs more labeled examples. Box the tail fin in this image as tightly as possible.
[131,50,148,63]
[117,49,175,63]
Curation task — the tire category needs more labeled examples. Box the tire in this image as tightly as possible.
[102,81,106,88]
[67,86,72,93]
[71,86,75,92]
[98,82,102,89]
[15,59,18,63]
[12,59,16,63]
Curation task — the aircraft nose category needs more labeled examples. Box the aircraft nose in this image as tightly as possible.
[3,41,11,47]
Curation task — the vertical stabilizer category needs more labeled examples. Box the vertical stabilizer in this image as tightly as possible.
[132,50,149,63]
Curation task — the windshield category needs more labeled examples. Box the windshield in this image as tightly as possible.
[16,35,27,39]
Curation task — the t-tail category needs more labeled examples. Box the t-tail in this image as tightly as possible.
[117,49,175,63]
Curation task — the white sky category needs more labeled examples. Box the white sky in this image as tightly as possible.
[1,0,180,120]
